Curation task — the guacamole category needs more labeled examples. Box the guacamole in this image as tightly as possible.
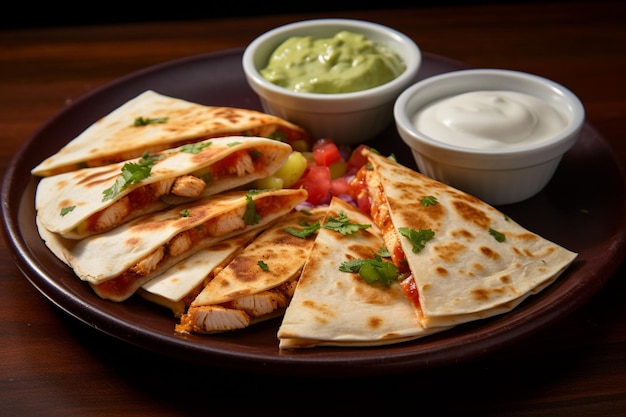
[260,31,405,94]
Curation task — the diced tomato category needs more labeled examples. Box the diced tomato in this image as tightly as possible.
[346,144,371,172]
[330,177,351,196]
[296,165,331,206]
[311,137,335,151]
[312,141,342,167]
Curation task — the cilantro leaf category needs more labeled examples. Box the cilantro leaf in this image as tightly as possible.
[60,206,76,216]
[257,260,269,271]
[284,221,321,238]
[376,245,391,258]
[102,152,161,202]
[420,196,438,206]
[243,190,263,225]
[339,254,400,287]
[489,228,506,242]
[179,141,212,154]
[398,227,435,253]
[133,116,169,126]
[323,211,371,235]
[102,177,126,202]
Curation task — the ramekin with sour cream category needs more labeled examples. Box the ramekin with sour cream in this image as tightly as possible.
[393,68,585,205]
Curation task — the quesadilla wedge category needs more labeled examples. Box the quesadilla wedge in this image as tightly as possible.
[138,229,263,317]
[41,188,307,302]
[176,206,327,334]
[278,198,451,349]
[35,136,292,239]
[355,150,578,328]
[31,90,312,177]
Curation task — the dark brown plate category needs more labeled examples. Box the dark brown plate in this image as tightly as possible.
[2,48,625,376]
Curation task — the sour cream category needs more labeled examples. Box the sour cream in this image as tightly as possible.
[412,90,568,149]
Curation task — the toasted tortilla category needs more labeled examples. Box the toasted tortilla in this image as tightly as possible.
[176,206,327,334]
[31,90,311,177]
[35,136,292,239]
[138,229,262,317]
[40,188,307,302]
[362,151,578,328]
[278,198,451,349]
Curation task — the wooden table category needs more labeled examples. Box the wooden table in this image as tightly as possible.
[2,2,625,415]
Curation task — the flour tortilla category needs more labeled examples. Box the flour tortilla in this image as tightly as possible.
[31,90,311,177]
[278,198,451,349]
[35,136,292,239]
[362,150,578,328]
[176,206,327,334]
[138,229,262,317]
[41,188,307,302]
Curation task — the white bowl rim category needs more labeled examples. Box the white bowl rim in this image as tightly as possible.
[242,18,421,103]
[394,68,585,160]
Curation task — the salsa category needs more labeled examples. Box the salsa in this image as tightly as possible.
[253,138,371,207]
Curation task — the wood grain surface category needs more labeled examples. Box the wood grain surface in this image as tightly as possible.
[1,2,625,416]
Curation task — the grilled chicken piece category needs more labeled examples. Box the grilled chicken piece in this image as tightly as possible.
[176,305,251,333]
[363,163,406,269]
[227,152,254,176]
[168,231,193,257]
[81,151,255,235]
[94,196,132,232]
[176,280,297,334]
[130,246,165,276]
[170,175,206,197]
[230,291,289,317]
[149,178,175,198]
[204,208,246,237]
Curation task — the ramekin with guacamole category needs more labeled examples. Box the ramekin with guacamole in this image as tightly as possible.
[260,31,406,94]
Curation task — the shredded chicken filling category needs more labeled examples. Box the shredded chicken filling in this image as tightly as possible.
[176,279,298,334]
[92,193,287,300]
[79,149,260,234]
[362,167,421,311]
[363,168,408,272]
